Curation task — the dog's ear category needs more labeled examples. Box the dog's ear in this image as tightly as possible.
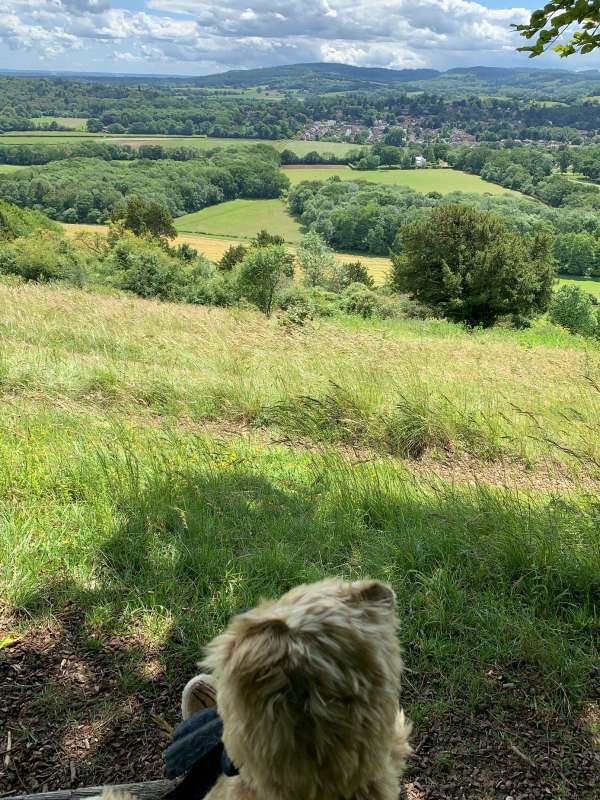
[228,616,290,684]
[351,579,396,608]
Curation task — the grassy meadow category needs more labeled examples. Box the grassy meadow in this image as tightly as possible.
[0,131,365,157]
[558,276,600,299]
[175,198,304,242]
[283,165,524,194]
[0,279,598,794]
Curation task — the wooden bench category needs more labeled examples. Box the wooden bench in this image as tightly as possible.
[6,781,174,800]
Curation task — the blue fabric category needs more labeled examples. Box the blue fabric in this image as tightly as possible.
[163,708,239,800]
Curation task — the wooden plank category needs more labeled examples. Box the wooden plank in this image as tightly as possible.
[6,780,173,800]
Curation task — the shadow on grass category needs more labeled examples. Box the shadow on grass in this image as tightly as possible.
[8,449,600,795]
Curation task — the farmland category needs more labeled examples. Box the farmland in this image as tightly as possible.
[282,165,524,194]
[175,199,303,242]
[0,131,364,157]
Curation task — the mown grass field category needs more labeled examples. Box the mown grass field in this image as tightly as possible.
[282,165,524,194]
[0,279,598,796]
[30,117,88,130]
[558,276,600,299]
[0,132,364,157]
[0,164,25,173]
[175,198,304,242]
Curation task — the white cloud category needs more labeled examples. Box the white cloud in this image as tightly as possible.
[0,0,583,73]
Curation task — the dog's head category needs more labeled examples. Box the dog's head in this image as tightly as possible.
[202,578,402,800]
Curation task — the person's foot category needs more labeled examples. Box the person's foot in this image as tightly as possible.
[181,674,217,720]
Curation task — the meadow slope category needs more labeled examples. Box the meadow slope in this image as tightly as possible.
[0,282,598,798]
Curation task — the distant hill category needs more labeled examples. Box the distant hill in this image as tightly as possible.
[192,62,440,91]
[192,62,600,98]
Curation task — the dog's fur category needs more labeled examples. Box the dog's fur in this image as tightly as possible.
[201,578,411,800]
[102,578,411,800]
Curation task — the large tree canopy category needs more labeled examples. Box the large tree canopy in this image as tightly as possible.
[515,1,600,57]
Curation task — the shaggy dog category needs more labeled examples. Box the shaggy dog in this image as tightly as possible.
[105,578,411,800]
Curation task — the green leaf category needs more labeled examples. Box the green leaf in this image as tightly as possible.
[0,634,21,651]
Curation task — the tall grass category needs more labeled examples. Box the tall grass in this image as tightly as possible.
[1,281,599,469]
[0,280,598,722]
[1,417,598,714]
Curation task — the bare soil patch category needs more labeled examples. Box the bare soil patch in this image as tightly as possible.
[2,609,598,799]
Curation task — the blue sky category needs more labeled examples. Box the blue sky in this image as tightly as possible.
[0,0,595,76]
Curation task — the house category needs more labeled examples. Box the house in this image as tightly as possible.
[415,155,427,168]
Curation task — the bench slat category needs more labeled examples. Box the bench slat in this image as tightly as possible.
[6,779,173,800]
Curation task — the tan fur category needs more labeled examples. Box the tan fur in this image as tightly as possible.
[202,578,411,800]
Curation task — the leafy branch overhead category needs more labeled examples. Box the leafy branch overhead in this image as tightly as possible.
[515,0,600,57]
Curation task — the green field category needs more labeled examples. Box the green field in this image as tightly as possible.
[174,167,523,244]
[0,132,364,158]
[0,279,598,796]
[283,166,523,194]
[0,164,25,173]
[30,116,88,130]
[175,198,303,242]
[558,276,600,299]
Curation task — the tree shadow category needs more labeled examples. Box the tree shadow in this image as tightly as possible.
[5,458,600,796]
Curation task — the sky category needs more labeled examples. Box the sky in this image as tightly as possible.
[0,0,597,77]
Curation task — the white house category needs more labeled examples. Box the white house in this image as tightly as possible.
[415,155,427,168]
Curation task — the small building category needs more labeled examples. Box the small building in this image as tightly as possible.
[415,155,427,168]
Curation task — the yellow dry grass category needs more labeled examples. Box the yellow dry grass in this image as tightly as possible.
[62,224,392,282]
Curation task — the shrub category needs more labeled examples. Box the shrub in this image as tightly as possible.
[341,283,381,318]
[391,204,555,327]
[0,231,89,284]
[219,244,248,272]
[330,260,375,291]
[237,244,294,316]
[107,236,185,300]
[112,196,176,242]
[0,200,59,241]
[548,284,598,337]
[296,230,336,288]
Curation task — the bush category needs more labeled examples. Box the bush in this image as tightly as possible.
[548,284,598,337]
[0,231,90,284]
[112,196,176,242]
[296,230,336,288]
[392,204,555,327]
[237,244,294,316]
[340,283,381,318]
[219,244,248,272]
[330,260,375,291]
[0,200,59,241]
[107,236,186,300]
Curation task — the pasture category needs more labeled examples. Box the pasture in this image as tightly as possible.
[0,279,598,797]
[0,131,364,157]
[175,198,303,242]
[0,164,25,173]
[283,165,524,194]
[558,275,600,299]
